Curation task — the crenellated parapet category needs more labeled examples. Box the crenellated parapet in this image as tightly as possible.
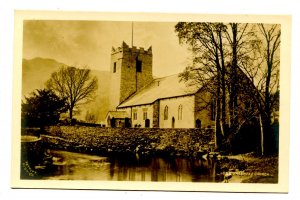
[111,41,152,55]
[109,41,153,111]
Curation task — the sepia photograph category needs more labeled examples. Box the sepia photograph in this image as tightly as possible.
[11,11,291,192]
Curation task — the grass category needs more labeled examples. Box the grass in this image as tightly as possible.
[224,152,278,183]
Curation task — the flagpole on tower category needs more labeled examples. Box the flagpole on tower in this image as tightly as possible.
[132,21,138,91]
[130,21,134,67]
[131,21,133,48]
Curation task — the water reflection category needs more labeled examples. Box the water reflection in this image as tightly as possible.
[42,150,217,182]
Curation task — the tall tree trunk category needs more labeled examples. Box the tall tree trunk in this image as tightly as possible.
[259,114,264,156]
[213,33,223,147]
[229,23,239,134]
[221,72,226,136]
[218,30,227,137]
[216,72,222,149]
[264,61,272,154]
[258,24,280,155]
[69,101,75,121]
[69,107,73,122]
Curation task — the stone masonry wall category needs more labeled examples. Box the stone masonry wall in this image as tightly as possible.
[120,43,153,104]
[109,42,153,110]
[43,126,215,157]
[152,100,160,128]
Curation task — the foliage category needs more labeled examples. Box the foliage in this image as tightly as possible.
[21,89,67,128]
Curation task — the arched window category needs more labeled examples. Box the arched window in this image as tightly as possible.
[133,109,137,120]
[178,105,183,120]
[143,111,147,120]
[164,106,168,120]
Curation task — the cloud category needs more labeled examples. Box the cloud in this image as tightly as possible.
[23,20,189,76]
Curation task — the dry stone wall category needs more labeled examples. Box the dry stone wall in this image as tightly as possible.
[43,126,215,157]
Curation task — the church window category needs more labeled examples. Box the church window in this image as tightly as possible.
[136,57,142,72]
[133,110,137,120]
[113,62,117,73]
[143,112,147,120]
[164,106,168,120]
[178,105,183,120]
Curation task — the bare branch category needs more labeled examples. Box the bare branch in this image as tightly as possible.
[46,66,98,120]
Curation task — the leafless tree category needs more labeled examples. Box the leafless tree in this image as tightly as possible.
[223,23,262,143]
[175,22,277,154]
[175,22,231,149]
[240,24,280,155]
[46,66,98,121]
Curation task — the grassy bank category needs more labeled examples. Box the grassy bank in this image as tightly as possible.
[39,126,278,183]
[217,153,278,183]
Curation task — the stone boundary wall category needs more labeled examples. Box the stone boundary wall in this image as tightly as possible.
[43,126,215,157]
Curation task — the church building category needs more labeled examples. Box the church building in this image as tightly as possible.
[105,42,215,128]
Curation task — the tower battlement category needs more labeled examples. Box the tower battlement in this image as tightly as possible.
[109,41,153,111]
[111,41,152,55]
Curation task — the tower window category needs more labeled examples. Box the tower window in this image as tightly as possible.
[136,57,142,72]
[113,62,117,73]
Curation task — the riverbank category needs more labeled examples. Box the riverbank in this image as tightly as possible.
[216,153,278,183]
[37,126,278,183]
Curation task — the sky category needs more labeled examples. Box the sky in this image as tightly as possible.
[23,20,191,77]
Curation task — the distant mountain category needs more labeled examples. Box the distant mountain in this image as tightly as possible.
[22,57,111,122]
[22,57,63,97]
[81,69,111,123]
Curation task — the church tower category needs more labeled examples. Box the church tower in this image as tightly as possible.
[109,41,153,111]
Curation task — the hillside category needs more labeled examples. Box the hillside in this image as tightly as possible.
[22,57,63,97]
[22,57,111,123]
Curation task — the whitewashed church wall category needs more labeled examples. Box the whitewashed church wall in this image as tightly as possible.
[129,104,153,128]
[159,96,195,128]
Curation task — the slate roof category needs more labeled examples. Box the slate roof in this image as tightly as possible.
[106,111,130,119]
[118,74,201,108]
